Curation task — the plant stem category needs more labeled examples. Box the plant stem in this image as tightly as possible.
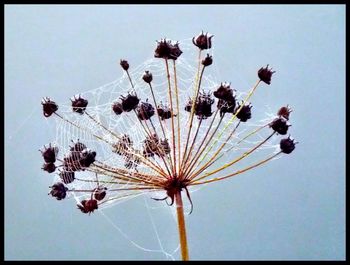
[175,190,189,261]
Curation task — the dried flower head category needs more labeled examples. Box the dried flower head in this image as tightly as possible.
[270,117,290,135]
[41,97,58,117]
[280,136,297,154]
[112,101,124,115]
[137,100,155,120]
[120,59,130,71]
[235,102,253,122]
[142,70,153,83]
[192,31,214,50]
[258,64,276,85]
[120,92,140,112]
[41,31,298,261]
[277,105,292,120]
[40,143,58,163]
[49,182,68,200]
[201,54,213,66]
[77,199,98,214]
[154,39,183,60]
[42,162,56,173]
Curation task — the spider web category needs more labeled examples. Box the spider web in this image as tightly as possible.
[47,38,282,259]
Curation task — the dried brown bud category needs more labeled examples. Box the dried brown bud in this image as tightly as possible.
[202,54,213,66]
[41,97,58,117]
[280,136,297,154]
[71,95,88,114]
[142,71,153,83]
[258,64,276,85]
[120,59,129,71]
[277,105,292,120]
[192,31,213,50]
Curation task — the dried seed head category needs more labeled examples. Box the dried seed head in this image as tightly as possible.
[192,31,214,50]
[120,92,140,112]
[93,186,107,201]
[213,82,235,103]
[142,71,153,83]
[120,59,129,71]
[137,101,155,120]
[270,117,290,135]
[79,148,96,168]
[258,64,276,85]
[202,54,213,67]
[40,144,58,163]
[49,182,68,200]
[154,39,182,60]
[235,102,252,122]
[195,91,215,119]
[157,103,173,120]
[41,97,58,117]
[71,95,88,114]
[42,162,56,173]
[280,136,297,154]
[277,105,292,120]
[77,199,98,214]
[112,101,123,115]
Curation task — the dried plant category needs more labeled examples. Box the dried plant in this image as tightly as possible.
[40,31,297,260]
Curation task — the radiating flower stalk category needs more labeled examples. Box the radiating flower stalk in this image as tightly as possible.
[40,31,297,261]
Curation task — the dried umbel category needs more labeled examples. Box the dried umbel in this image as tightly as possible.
[41,31,298,261]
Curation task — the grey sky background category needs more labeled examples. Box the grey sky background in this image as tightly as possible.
[5,5,345,260]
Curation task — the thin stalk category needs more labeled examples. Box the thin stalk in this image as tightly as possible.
[180,60,205,176]
[173,61,182,176]
[165,59,177,176]
[188,121,241,179]
[175,190,189,261]
[190,151,282,186]
[191,131,276,182]
[199,79,262,163]
[182,113,223,178]
[181,117,203,176]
